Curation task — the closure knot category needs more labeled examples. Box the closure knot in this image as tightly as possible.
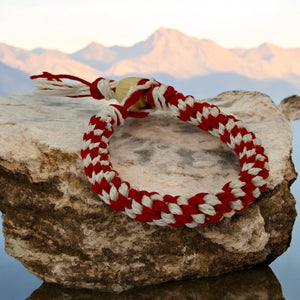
[90,78,116,100]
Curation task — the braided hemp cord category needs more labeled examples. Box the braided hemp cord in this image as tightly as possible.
[79,77,269,228]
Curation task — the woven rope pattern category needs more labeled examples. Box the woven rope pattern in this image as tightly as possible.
[80,78,270,228]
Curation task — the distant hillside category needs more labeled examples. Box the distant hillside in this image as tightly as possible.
[0,43,100,81]
[70,40,150,71]
[0,27,299,99]
[0,62,33,95]
[69,28,300,84]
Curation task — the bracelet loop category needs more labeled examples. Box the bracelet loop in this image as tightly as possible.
[30,73,269,227]
[80,77,269,228]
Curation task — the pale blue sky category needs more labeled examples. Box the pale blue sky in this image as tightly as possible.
[0,0,299,52]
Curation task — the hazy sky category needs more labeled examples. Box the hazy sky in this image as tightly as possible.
[0,0,299,52]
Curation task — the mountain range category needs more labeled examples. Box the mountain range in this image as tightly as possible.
[0,27,299,102]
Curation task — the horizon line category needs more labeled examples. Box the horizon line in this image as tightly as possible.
[1,27,300,54]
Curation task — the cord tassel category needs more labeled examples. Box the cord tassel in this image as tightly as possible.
[30,72,117,99]
[32,77,92,97]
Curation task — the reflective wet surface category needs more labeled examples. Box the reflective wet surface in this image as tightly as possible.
[27,267,283,300]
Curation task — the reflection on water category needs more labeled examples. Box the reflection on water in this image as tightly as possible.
[27,267,283,300]
[270,120,300,300]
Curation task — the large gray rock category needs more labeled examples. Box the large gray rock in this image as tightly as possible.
[0,91,298,292]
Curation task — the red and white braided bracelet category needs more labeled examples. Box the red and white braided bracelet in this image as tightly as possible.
[31,73,270,228]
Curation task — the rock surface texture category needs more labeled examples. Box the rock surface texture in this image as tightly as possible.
[280,95,300,121]
[0,91,298,292]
